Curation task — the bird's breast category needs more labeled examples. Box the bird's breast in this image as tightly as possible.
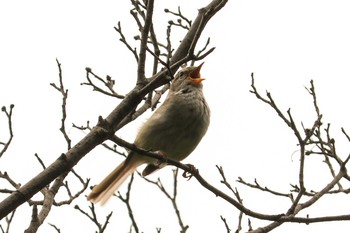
[135,90,210,162]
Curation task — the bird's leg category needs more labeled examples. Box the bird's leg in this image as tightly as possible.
[142,150,167,176]
[182,164,198,180]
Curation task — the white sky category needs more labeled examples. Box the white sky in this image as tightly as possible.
[1,0,350,232]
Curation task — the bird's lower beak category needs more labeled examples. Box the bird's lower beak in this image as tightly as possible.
[190,62,205,84]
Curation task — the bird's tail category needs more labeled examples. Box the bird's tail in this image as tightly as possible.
[87,157,142,205]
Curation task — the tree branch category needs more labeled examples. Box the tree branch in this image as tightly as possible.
[0,105,14,158]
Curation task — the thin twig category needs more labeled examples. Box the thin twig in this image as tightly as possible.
[75,203,113,232]
[117,174,139,233]
[48,223,61,233]
[81,67,125,99]
[114,22,139,61]
[136,0,155,83]
[0,105,14,158]
[220,215,231,233]
[142,169,188,232]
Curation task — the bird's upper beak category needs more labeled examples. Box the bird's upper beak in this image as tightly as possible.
[190,62,205,84]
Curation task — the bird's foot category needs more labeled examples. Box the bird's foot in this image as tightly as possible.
[182,164,198,180]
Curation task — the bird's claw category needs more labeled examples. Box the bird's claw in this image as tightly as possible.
[182,164,197,180]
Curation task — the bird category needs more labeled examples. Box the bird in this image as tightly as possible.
[87,63,210,204]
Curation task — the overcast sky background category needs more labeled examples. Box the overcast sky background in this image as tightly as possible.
[1,0,350,232]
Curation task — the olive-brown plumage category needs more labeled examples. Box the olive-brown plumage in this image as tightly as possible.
[87,63,210,204]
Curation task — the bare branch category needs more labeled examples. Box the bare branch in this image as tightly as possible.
[114,21,139,61]
[34,153,46,170]
[341,127,350,142]
[245,76,350,232]
[237,177,293,200]
[48,223,61,233]
[24,205,40,233]
[50,59,72,150]
[136,0,155,83]
[165,6,192,29]
[75,203,113,232]
[81,67,125,99]
[216,166,245,232]
[117,174,139,233]
[0,105,14,158]
[305,80,321,117]
[0,209,15,233]
[142,169,189,232]
[0,172,21,193]
[220,215,231,233]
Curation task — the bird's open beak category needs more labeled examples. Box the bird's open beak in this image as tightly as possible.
[190,62,205,84]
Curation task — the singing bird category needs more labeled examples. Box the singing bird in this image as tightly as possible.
[87,63,210,204]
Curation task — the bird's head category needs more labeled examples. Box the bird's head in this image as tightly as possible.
[171,62,205,91]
